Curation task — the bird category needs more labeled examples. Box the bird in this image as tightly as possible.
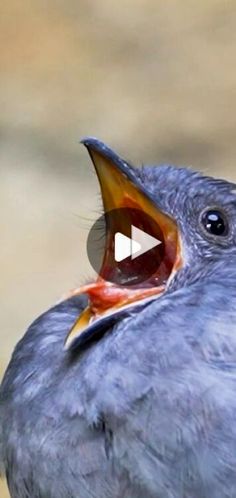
[1,137,236,498]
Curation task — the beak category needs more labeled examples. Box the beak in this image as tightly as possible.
[65,138,182,350]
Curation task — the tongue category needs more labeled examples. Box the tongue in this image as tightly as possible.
[69,278,165,316]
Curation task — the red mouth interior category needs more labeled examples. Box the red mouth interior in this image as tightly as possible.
[101,206,177,286]
[84,204,179,315]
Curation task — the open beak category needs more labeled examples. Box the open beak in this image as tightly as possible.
[65,138,182,350]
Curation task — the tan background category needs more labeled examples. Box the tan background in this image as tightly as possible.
[1,1,236,496]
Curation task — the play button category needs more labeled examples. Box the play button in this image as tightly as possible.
[114,227,162,262]
[87,207,165,286]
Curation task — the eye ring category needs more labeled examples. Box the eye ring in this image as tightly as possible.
[200,208,229,238]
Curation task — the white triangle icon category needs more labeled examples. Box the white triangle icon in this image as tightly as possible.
[114,232,140,262]
[114,226,161,262]
[131,225,162,259]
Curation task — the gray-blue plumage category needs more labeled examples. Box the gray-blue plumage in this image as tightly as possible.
[1,164,236,497]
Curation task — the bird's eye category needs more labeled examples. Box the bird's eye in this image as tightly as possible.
[201,209,229,237]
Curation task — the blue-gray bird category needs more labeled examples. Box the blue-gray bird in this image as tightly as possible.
[1,138,236,498]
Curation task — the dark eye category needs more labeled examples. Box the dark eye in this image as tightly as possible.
[201,209,229,237]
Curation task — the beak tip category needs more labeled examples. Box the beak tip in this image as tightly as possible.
[80,136,114,165]
[80,136,106,152]
[64,332,74,351]
[80,136,135,184]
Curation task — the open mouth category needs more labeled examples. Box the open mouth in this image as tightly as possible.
[65,138,183,350]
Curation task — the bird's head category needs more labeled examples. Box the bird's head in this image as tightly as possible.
[65,138,236,350]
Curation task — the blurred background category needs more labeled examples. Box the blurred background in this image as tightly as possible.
[1,1,236,495]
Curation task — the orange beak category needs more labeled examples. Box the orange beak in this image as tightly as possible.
[65,138,182,350]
